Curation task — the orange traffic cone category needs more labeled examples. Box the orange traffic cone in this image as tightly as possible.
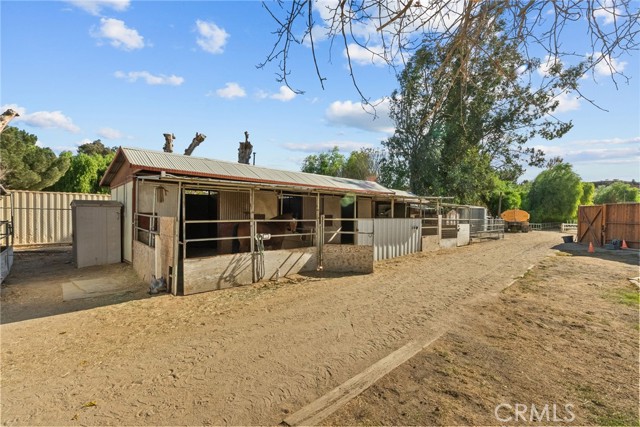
[621,239,629,249]
[588,242,595,253]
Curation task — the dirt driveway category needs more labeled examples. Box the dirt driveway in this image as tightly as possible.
[0,232,636,425]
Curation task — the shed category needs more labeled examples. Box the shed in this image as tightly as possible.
[71,200,123,268]
[99,147,455,295]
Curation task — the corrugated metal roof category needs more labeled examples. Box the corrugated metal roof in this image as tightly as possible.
[102,147,395,195]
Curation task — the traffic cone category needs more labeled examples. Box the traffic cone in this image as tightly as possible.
[588,242,595,253]
[621,239,629,249]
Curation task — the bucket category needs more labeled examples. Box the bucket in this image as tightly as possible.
[562,235,574,244]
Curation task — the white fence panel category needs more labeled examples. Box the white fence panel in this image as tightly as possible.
[0,190,111,245]
[372,218,421,261]
[356,219,374,246]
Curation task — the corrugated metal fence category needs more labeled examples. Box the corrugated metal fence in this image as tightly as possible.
[0,191,111,246]
[357,218,422,261]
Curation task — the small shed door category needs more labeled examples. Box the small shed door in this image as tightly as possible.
[578,205,605,246]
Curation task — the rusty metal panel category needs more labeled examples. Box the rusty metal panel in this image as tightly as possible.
[0,191,110,246]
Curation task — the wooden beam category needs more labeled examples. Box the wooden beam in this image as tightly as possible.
[283,333,444,426]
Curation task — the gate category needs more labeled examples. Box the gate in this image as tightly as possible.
[577,205,605,246]
[357,218,421,261]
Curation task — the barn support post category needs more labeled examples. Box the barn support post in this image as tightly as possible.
[181,185,186,265]
[390,197,395,218]
[316,192,321,265]
[250,188,256,282]
[172,182,181,295]
[318,214,325,270]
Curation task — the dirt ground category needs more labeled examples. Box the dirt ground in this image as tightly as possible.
[325,247,639,426]
[0,232,637,426]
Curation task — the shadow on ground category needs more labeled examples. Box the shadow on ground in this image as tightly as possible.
[553,241,639,267]
[1,246,153,324]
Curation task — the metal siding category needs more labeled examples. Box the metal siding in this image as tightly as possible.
[116,147,394,195]
[371,218,421,261]
[219,191,250,220]
[112,183,133,262]
[0,191,110,246]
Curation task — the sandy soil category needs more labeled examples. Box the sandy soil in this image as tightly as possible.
[325,247,639,426]
[0,232,636,425]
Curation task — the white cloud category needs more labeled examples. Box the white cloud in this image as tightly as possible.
[593,1,619,25]
[215,82,246,99]
[270,86,297,102]
[1,103,80,133]
[114,70,184,86]
[593,52,627,77]
[195,20,229,54]
[345,43,387,67]
[65,0,130,15]
[282,140,374,153]
[325,98,394,134]
[553,91,581,113]
[97,127,124,139]
[91,18,144,51]
[533,136,640,165]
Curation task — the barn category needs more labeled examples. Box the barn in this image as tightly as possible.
[100,147,462,295]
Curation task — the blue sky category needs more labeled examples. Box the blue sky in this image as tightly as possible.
[1,0,638,184]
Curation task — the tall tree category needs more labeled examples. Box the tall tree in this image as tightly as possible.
[301,146,346,176]
[384,22,580,202]
[262,1,638,105]
[48,152,114,194]
[594,182,640,204]
[342,148,385,180]
[580,182,596,205]
[524,163,583,222]
[0,126,70,190]
[78,139,116,156]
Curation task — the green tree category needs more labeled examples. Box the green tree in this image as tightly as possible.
[0,126,70,190]
[484,177,523,217]
[342,148,385,180]
[301,146,345,177]
[524,163,583,222]
[49,152,114,194]
[78,139,117,156]
[580,182,596,205]
[593,182,640,204]
[384,21,581,203]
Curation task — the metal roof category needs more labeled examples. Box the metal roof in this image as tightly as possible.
[101,147,395,195]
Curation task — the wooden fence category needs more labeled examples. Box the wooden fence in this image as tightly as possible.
[577,203,640,249]
[0,190,111,246]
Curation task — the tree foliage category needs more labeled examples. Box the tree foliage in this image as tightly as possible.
[301,146,387,181]
[523,163,583,222]
[262,1,638,103]
[0,126,70,190]
[301,146,345,176]
[580,182,596,205]
[78,139,117,156]
[484,177,523,217]
[593,182,640,204]
[47,139,115,194]
[383,22,580,203]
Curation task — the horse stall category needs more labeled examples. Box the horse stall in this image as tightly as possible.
[100,147,437,295]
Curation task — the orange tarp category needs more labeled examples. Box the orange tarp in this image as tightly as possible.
[500,209,530,222]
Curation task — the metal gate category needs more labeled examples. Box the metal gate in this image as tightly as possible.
[578,205,605,246]
[357,218,421,261]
